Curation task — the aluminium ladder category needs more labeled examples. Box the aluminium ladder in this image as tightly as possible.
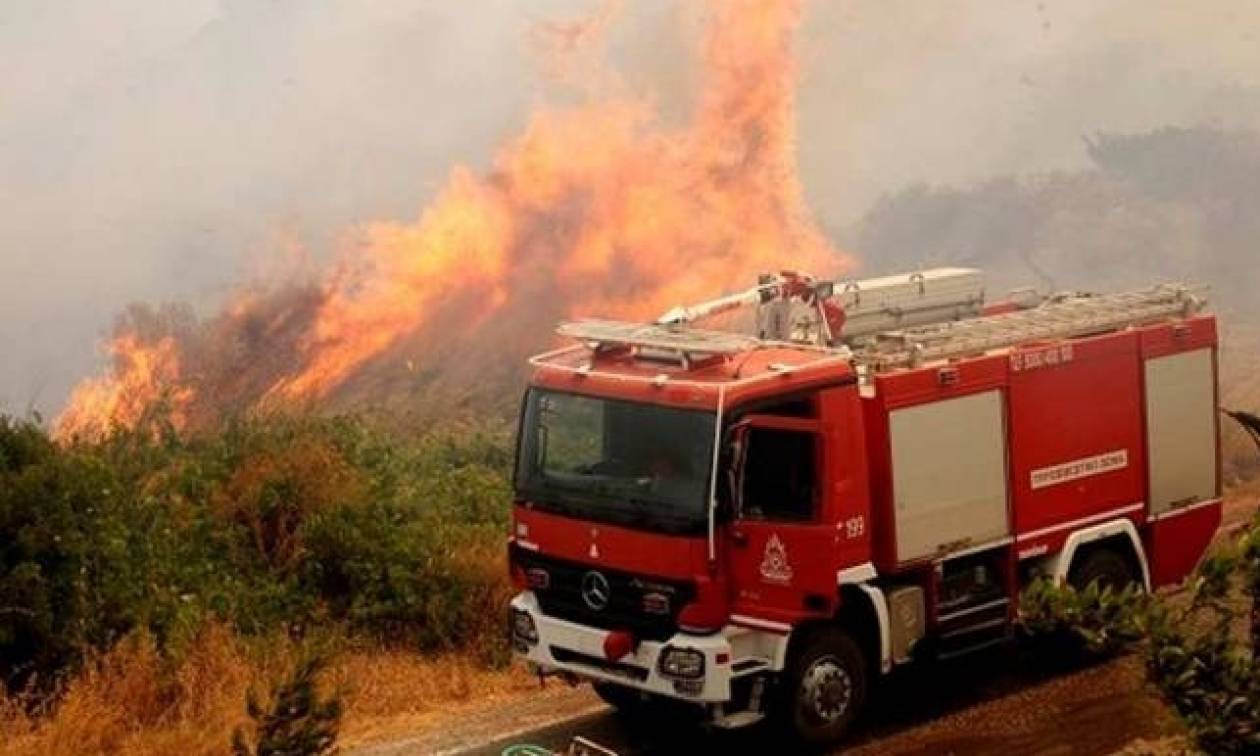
[852,283,1208,372]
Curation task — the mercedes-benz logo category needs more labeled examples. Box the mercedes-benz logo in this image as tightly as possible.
[581,571,611,612]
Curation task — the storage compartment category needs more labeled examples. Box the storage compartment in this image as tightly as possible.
[937,552,1005,616]
[1006,331,1146,536]
[889,390,1010,562]
[1145,348,1219,517]
[886,586,926,663]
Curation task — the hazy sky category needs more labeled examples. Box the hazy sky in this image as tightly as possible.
[3,0,1259,414]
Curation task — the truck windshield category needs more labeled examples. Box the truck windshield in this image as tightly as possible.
[515,389,716,534]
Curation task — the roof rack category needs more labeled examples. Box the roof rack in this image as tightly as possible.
[851,283,1208,371]
[557,319,763,358]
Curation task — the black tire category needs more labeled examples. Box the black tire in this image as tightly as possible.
[775,627,868,748]
[1069,546,1137,592]
[591,681,654,714]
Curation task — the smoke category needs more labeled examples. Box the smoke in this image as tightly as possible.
[6,0,1260,419]
[51,0,843,437]
[797,0,1260,222]
[1,0,620,415]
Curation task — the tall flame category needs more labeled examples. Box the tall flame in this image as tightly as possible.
[56,334,195,438]
[55,0,849,440]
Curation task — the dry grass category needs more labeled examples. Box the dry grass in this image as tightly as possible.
[335,650,534,748]
[0,625,532,756]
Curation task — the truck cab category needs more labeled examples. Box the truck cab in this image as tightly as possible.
[507,271,1223,746]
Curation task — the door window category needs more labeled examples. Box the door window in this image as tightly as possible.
[740,428,817,522]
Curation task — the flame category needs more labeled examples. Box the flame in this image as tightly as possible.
[56,334,194,439]
[55,0,849,439]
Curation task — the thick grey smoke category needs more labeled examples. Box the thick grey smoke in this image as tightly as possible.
[798,0,1260,221]
[4,0,1260,415]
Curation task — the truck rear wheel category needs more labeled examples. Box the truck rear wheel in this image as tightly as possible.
[1069,546,1137,592]
[777,627,868,747]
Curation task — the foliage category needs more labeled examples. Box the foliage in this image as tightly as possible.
[1020,518,1260,755]
[1138,527,1260,755]
[0,412,514,690]
[231,653,343,756]
[1019,577,1150,655]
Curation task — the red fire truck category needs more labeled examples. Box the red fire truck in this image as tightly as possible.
[507,268,1222,745]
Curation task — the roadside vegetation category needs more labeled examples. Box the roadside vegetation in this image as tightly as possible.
[0,411,523,754]
[1021,515,1260,755]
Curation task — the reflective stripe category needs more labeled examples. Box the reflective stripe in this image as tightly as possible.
[1016,502,1145,543]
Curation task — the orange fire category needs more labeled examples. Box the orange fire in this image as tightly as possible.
[56,334,194,439]
[55,0,848,439]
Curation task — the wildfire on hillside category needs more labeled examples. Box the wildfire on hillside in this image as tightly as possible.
[56,334,195,439]
[55,0,848,440]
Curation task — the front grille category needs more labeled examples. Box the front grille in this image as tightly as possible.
[551,647,649,681]
[513,547,695,642]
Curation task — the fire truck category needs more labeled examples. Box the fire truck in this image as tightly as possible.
[507,268,1222,745]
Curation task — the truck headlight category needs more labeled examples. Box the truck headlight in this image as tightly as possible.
[658,647,705,679]
[511,608,539,648]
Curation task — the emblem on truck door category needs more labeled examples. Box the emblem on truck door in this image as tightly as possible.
[760,534,795,585]
[581,571,611,611]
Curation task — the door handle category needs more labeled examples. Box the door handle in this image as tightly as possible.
[731,530,749,547]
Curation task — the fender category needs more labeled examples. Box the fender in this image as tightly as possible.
[1048,518,1151,592]
[855,584,893,674]
[838,564,892,675]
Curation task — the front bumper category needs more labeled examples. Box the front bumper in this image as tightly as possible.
[510,592,784,704]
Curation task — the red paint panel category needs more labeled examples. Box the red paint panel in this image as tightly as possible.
[530,347,858,412]
[1009,331,1147,538]
[512,505,708,580]
[876,354,1008,410]
[820,385,874,570]
[861,390,897,572]
[725,521,839,625]
[1146,501,1222,588]
[1138,315,1217,360]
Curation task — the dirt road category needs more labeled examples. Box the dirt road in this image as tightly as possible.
[353,648,1179,756]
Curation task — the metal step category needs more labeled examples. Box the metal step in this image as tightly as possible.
[712,711,766,730]
[935,612,1012,660]
[940,616,1008,642]
[937,597,1010,624]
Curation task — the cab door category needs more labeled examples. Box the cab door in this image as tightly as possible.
[725,415,840,627]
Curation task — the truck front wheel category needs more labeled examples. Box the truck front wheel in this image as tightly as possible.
[777,627,868,746]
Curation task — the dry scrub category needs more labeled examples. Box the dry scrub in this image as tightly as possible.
[0,625,533,756]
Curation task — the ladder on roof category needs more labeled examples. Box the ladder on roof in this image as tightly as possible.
[852,283,1208,371]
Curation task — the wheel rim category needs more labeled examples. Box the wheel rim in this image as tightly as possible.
[799,655,853,726]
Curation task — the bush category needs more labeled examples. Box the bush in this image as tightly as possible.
[1019,577,1150,655]
[0,412,514,689]
[231,653,342,756]
[1020,518,1260,755]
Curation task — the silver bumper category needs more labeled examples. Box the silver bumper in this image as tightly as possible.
[509,592,787,704]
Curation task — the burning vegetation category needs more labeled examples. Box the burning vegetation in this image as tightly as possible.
[55,0,846,440]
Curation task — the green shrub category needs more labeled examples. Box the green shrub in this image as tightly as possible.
[0,412,514,689]
[1020,518,1260,755]
[231,653,343,756]
[1019,577,1150,655]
